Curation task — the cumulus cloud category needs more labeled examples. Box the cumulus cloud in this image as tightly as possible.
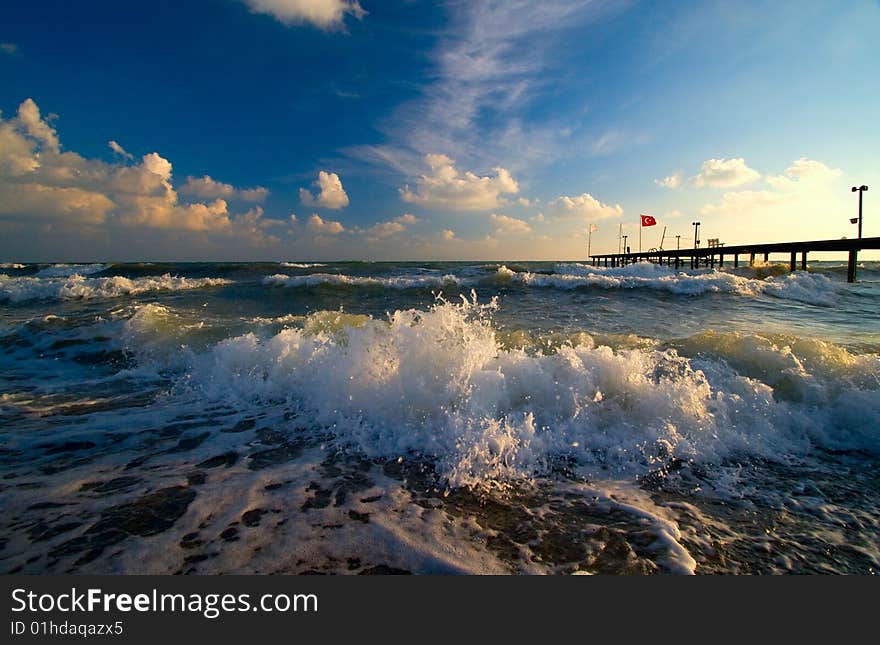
[108,140,134,161]
[489,213,532,235]
[399,154,519,211]
[702,157,843,217]
[306,213,344,234]
[546,193,623,220]
[691,158,760,188]
[0,98,276,244]
[241,0,365,30]
[766,157,842,190]
[16,98,59,152]
[700,190,787,216]
[441,229,456,241]
[357,213,419,242]
[299,170,349,209]
[180,175,268,202]
[654,172,682,189]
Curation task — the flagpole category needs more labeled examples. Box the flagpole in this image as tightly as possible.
[639,217,642,254]
[618,223,622,253]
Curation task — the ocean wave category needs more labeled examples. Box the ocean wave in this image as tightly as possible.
[0,273,231,303]
[279,262,328,268]
[34,263,109,278]
[0,262,26,269]
[491,263,839,306]
[263,272,461,290]
[175,297,879,487]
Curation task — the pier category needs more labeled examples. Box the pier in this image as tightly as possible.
[590,236,880,282]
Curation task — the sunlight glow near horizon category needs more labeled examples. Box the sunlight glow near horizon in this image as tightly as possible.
[0,0,878,262]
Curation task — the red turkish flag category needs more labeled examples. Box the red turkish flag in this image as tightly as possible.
[640,214,657,227]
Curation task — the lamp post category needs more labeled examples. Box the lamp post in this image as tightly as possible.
[692,221,700,248]
[622,235,628,256]
[852,185,868,239]
[676,235,681,250]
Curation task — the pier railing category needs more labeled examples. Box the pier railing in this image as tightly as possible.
[589,236,880,282]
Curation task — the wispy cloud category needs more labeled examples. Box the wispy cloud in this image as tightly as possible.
[356,1,623,176]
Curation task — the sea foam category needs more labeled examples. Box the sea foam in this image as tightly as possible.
[491,262,839,306]
[171,296,879,487]
[263,272,461,290]
[0,273,231,302]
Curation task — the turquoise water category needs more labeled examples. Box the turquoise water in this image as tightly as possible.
[1,260,878,574]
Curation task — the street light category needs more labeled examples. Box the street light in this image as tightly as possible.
[675,234,681,250]
[622,235,628,253]
[692,221,700,248]
[852,185,868,239]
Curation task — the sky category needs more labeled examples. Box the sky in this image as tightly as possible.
[1,0,878,262]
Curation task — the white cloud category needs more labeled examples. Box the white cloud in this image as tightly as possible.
[517,197,531,207]
[180,175,269,202]
[701,190,787,216]
[691,158,760,188]
[307,213,344,234]
[441,229,456,241]
[702,158,844,218]
[546,193,623,220]
[108,140,134,161]
[241,0,365,30]
[654,172,682,189]
[361,2,617,176]
[399,154,519,211]
[16,98,59,152]
[766,157,842,190]
[300,170,349,209]
[0,98,273,243]
[489,213,532,235]
[531,212,545,222]
[359,213,418,241]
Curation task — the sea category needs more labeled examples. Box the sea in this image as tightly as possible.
[1,259,878,574]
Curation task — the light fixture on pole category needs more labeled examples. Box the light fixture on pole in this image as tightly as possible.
[692,221,701,248]
[852,185,868,239]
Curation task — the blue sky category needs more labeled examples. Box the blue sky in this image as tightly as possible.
[1,0,878,261]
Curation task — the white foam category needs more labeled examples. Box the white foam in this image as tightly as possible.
[180,296,880,488]
[492,262,839,306]
[0,262,26,269]
[263,272,461,290]
[0,273,231,303]
[34,263,108,278]
[279,262,327,268]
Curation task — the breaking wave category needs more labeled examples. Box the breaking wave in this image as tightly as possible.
[34,263,109,278]
[491,263,840,306]
[128,296,880,488]
[263,272,461,290]
[0,273,231,303]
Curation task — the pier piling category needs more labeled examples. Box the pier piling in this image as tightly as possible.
[848,249,858,283]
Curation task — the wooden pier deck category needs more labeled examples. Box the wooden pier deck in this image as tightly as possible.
[590,236,880,282]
